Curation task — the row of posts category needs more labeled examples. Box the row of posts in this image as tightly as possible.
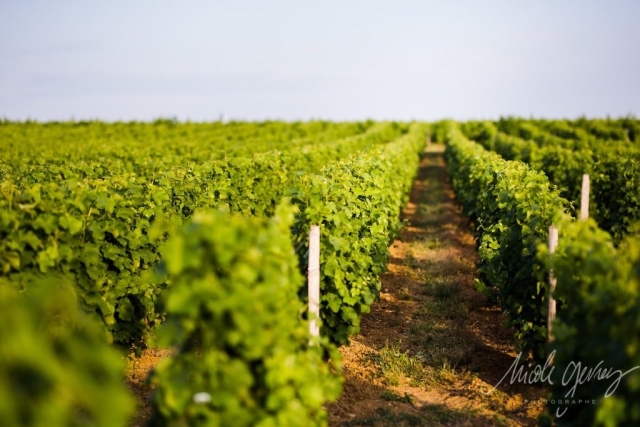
[308,174,591,343]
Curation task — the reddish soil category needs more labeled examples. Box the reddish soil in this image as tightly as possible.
[327,144,546,426]
[125,349,169,426]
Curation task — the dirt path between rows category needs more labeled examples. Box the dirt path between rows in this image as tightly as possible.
[327,144,546,426]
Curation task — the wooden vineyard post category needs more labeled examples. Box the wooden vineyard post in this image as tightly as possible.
[426,128,431,146]
[547,225,558,343]
[308,225,320,339]
[580,174,590,221]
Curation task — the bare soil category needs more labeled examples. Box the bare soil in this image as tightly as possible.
[125,348,169,427]
[327,144,546,426]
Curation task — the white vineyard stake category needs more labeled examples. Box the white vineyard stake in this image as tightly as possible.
[580,174,590,221]
[547,225,558,343]
[308,225,320,339]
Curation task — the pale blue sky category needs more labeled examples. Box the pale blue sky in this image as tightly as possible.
[1,1,639,121]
